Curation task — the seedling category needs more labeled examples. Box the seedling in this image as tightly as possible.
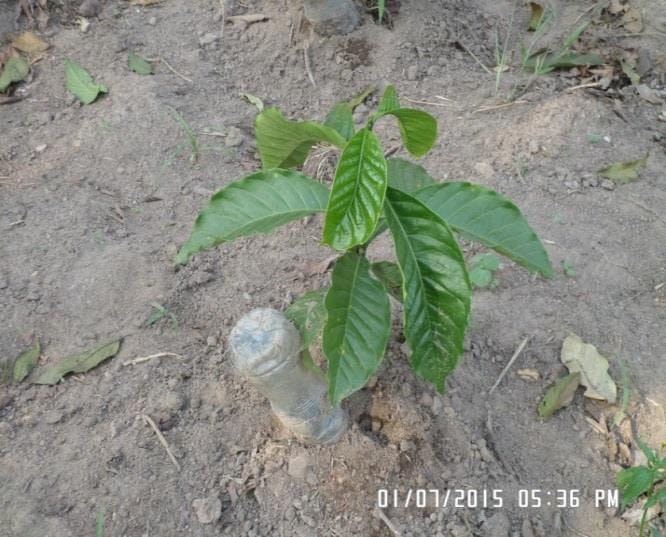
[177,86,553,404]
[617,440,666,537]
[146,302,179,331]
[561,260,576,277]
[166,106,201,164]
[469,253,501,289]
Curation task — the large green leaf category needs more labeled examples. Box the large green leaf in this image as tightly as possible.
[384,187,471,391]
[387,157,437,193]
[285,289,328,351]
[377,85,400,114]
[176,169,329,264]
[13,341,41,383]
[323,128,387,250]
[371,261,403,302]
[323,251,391,404]
[255,107,346,169]
[414,182,553,278]
[324,102,355,140]
[387,109,437,157]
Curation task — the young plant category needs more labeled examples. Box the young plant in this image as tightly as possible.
[176,86,553,404]
[617,440,666,537]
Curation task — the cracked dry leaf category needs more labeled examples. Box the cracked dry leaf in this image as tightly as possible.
[561,334,617,403]
[538,372,581,418]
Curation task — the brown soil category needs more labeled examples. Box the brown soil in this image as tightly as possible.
[1,1,665,536]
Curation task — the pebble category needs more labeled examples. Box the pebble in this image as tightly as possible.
[193,496,222,524]
[148,16,157,26]
[474,161,495,179]
[284,507,296,521]
[482,512,511,537]
[35,144,47,154]
[528,140,539,154]
[431,397,443,415]
[419,393,433,408]
[206,336,218,347]
[225,127,245,147]
[406,65,419,81]
[600,179,616,191]
[199,33,220,49]
[44,410,64,425]
[288,454,311,480]
[78,0,101,17]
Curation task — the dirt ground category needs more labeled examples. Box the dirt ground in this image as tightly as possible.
[1,0,665,536]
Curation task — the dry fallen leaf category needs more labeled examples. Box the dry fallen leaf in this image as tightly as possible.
[621,7,644,34]
[129,0,163,5]
[11,31,49,55]
[517,368,540,381]
[561,334,617,403]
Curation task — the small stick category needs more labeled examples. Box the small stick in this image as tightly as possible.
[303,44,316,88]
[566,81,603,92]
[227,13,268,23]
[373,509,402,536]
[435,95,454,102]
[123,352,183,366]
[488,337,529,395]
[218,0,226,39]
[141,413,181,471]
[160,58,192,84]
[403,96,456,108]
[457,41,493,75]
[473,100,529,113]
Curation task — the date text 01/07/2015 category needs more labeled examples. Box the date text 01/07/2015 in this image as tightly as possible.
[376,488,619,509]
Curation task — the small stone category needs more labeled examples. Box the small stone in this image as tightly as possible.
[225,127,245,147]
[406,65,419,81]
[582,174,599,188]
[78,0,101,17]
[44,410,64,425]
[148,16,157,25]
[563,179,579,190]
[399,439,416,452]
[206,336,218,347]
[284,507,296,521]
[482,512,511,537]
[193,496,222,524]
[199,33,220,48]
[528,140,539,154]
[431,397,443,415]
[521,518,536,537]
[288,454,311,480]
[600,179,616,191]
[474,161,495,179]
[426,65,439,77]
[35,144,47,154]
[419,393,433,408]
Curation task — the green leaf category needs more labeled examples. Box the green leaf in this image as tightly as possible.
[645,486,666,509]
[176,169,329,264]
[323,128,388,250]
[128,52,153,75]
[13,341,40,383]
[377,85,400,114]
[473,252,500,271]
[413,182,554,278]
[377,0,385,22]
[387,157,437,193]
[528,2,545,31]
[0,56,30,92]
[636,438,661,467]
[324,102,355,140]
[33,339,122,385]
[384,187,471,391]
[617,466,656,509]
[255,107,346,169]
[469,266,493,288]
[323,251,391,404]
[347,85,375,110]
[537,372,581,418]
[65,59,108,104]
[525,51,604,72]
[285,289,328,351]
[371,261,403,302]
[385,109,438,157]
[598,155,648,184]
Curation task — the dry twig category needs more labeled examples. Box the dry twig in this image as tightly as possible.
[488,337,529,395]
[123,352,184,366]
[141,413,181,471]
[373,508,402,536]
